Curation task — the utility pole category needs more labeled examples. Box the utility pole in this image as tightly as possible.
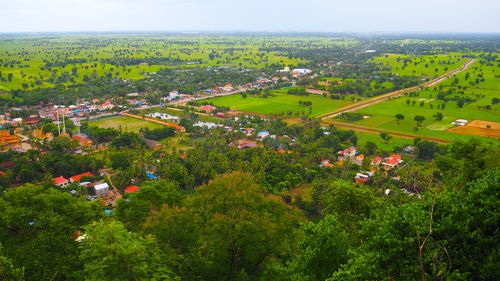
[56,110,61,136]
[62,114,66,134]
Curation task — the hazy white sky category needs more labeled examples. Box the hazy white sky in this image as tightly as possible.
[0,0,499,33]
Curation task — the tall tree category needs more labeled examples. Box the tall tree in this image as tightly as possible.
[0,184,102,280]
[144,172,303,281]
[80,219,178,281]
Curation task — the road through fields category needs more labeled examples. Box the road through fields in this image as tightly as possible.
[319,59,476,120]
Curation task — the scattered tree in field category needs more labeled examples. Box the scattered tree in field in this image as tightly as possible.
[414,115,426,126]
[395,113,405,124]
[379,132,393,144]
[433,112,444,121]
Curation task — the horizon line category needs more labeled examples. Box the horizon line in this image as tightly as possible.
[1,30,500,35]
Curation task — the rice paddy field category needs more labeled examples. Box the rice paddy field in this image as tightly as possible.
[90,116,164,132]
[347,57,500,142]
[207,90,355,117]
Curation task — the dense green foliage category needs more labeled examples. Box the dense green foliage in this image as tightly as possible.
[0,33,498,281]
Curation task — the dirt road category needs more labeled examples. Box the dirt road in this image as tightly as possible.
[121,112,186,132]
[319,59,476,120]
[321,119,451,144]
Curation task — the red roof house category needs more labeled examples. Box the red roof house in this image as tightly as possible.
[371,156,383,165]
[389,155,403,163]
[200,105,217,112]
[70,172,93,182]
[124,186,140,193]
[383,158,400,170]
[52,176,69,187]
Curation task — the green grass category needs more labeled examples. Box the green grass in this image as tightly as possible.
[90,116,164,132]
[357,132,413,152]
[371,54,467,77]
[346,57,500,142]
[206,91,353,117]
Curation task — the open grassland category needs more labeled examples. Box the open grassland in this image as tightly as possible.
[90,116,164,132]
[0,35,359,91]
[371,54,467,77]
[356,132,413,151]
[207,91,354,117]
[348,57,500,142]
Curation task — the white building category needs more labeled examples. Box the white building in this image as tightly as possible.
[147,112,180,120]
[292,69,312,75]
[169,91,180,99]
[94,183,110,198]
[194,121,219,129]
[451,119,468,126]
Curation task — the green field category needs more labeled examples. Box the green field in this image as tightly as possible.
[345,57,500,142]
[90,116,164,132]
[356,132,413,151]
[0,35,361,92]
[371,54,467,77]
[207,91,353,117]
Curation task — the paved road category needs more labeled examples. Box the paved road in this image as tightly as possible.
[319,59,476,120]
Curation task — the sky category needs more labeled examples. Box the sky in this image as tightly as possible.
[0,0,499,33]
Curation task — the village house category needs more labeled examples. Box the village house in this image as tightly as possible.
[354,171,374,185]
[242,128,255,136]
[200,105,217,113]
[222,84,234,92]
[337,146,365,165]
[72,134,93,147]
[382,155,404,170]
[147,112,180,120]
[193,121,219,129]
[168,90,180,99]
[338,146,357,159]
[124,185,140,193]
[52,176,70,187]
[371,156,383,166]
[94,183,110,198]
[70,172,93,183]
[215,112,227,118]
[319,159,334,167]
[0,131,21,152]
[235,139,257,149]
[257,131,270,140]
[292,69,312,75]
[23,115,41,125]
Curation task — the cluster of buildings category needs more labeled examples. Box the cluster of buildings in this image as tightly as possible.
[337,146,365,165]
[229,128,278,149]
[370,154,404,170]
[0,130,22,152]
[317,145,406,185]
[52,171,110,199]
